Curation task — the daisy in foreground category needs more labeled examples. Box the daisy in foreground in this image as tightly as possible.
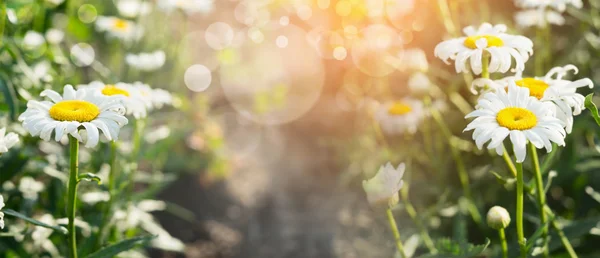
[0,128,19,154]
[79,81,148,119]
[374,99,425,135]
[464,84,566,163]
[471,64,593,133]
[434,23,533,75]
[18,85,128,148]
[362,162,405,207]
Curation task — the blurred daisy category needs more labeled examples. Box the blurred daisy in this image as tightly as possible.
[472,65,593,133]
[362,162,405,207]
[22,31,45,50]
[95,16,142,42]
[399,48,429,72]
[79,81,148,119]
[45,28,64,44]
[408,72,433,95]
[375,99,425,135]
[18,85,128,148]
[81,191,110,205]
[0,128,19,154]
[126,51,166,71]
[434,23,533,75]
[464,84,566,163]
[0,195,4,229]
[132,82,173,110]
[157,0,215,15]
[515,0,582,11]
[116,0,153,18]
[19,177,45,200]
[45,0,65,6]
[31,214,60,256]
[514,9,565,28]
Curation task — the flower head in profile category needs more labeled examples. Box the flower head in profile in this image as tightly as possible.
[126,51,166,71]
[465,84,566,163]
[95,16,142,42]
[0,195,5,229]
[514,9,565,28]
[79,81,148,119]
[116,0,153,18]
[132,82,173,111]
[399,48,429,72]
[472,65,593,133]
[0,128,19,154]
[434,23,533,75]
[157,0,215,15]
[18,85,128,148]
[487,206,511,230]
[515,0,582,11]
[363,162,405,207]
[375,98,425,135]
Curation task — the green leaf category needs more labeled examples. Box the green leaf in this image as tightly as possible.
[2,209,68,234]
[87,235,156,258]
[0,75,18,121]
[78,173,102,185]
[584,93,600,127]
[418,238,490,258]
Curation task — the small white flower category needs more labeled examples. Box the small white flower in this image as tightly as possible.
[81,191,110,205]
[375,99,425,135]
[362,162,405,206]
[23,31,45,49]
[514,8,565,28]
[125,51,166,71]
[486,206,511,230]
[145,126,171,144]
[132,82,173,110]
[0,128,19,154]
[18,85,128,148]
[116,0,153,18]
[0,195,5,229]
[408,72,433,94]
[78,81,148,119]
[18,177,45,200]
[31,214,60,256]
[95,16,143,42]
[45,29,65,44]
[464,84,566,163]
[45,0,65,6]
[399,48,429,72]
[158,0,215,15]
[515,0,582,11]
[472,64,593,133]
[434,23,533,75]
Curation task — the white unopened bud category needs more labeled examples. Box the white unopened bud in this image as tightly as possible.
[487,206,511,230]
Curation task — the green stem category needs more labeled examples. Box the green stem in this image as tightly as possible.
[33,0,46,32]
[96,142,119,248]
[540,143,559,174]
[431,108,482,224]
[401,183,437,254]
[482,52,490,79]
[530,143,549,257]
[386,208,407,258]
[502,146,517,177]
[437,0,457,36]
[499,228,508,258]
[544,207,578,258]
[67,136,79,258]
[516,162,526,258]
[0,0,6,47]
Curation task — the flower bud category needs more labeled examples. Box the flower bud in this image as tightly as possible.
[487,206,511,230]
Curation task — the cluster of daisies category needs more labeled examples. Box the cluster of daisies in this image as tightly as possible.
[433,22,592,163]
[514,0,582,28]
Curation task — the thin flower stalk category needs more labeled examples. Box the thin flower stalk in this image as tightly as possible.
[530,143,549,257]
[401,181,437,254]
[499,228,508,258]
[386,208,408,258]
[516,162,526,258]
[67,135,80,258]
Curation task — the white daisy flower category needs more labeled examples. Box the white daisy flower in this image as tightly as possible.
[399,48,429,72]
[45,28,64,44]
[515,0,582,11]
[158,0,215,15]
[0,195,5,229]
[132,82,173,110]
[95,16,143,42]
[408,72,433,95]
[22,31,45,50]
[18,85,128,148]
[434,23,533,75]
[362,162,405,206]
[464,84,566,163]
[79,81,148,119]
[514,8,565,28]
[375,98,426,135]
[116,0,153,18]
[472,64,593,133]
[18,177,45,200]
[81,191,110,205]
[125,51,166,71]
[0,128,19,154]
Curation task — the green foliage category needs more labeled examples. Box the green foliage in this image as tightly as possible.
[417,238,490,258]
[86,235,156,258]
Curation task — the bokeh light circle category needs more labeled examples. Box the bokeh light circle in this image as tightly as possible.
[184,64,212,92]
[351,24,403,77]
[205,22,235,50]
[70,43,95,67]
[78,4,98,24]
[220,24,325,125]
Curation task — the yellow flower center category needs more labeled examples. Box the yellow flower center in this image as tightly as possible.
[496,107,537,130]
[49,100,100,122]
[515,78,549,100]
[102,85,130,97]
[463,35,504,49]
[387,102,412,115]
[113,19,129,31]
